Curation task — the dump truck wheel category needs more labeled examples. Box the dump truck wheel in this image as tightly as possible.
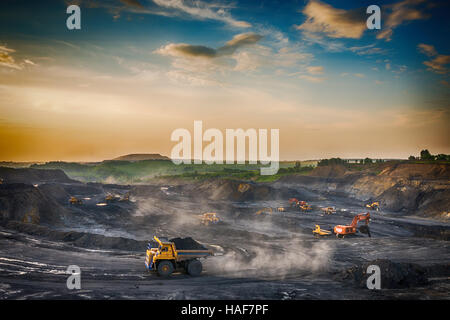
[157,261,174,277]
[187,260,202,276]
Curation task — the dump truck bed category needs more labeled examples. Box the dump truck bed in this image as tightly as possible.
[175,249,213,261]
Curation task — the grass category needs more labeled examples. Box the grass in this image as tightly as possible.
[30,160,314,184]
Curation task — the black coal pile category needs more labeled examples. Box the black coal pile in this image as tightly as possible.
[338,259,429,289]
[0,183,68,225]
[5,221,147,251]
[170,237,207,250]
[0,167,75,184]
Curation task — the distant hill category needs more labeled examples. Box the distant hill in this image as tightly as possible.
[111,154,170,161]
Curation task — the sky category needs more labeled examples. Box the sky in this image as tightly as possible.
[0,0,449,161]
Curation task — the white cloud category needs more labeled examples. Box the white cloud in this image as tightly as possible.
[417,43,450,74]
[377,0,429,41]
[0,45,36,70]
[307,66,324,75]
[297,0,366,39]
[152,0,250,27]
[299,74,326,83]
[417,43,437,57]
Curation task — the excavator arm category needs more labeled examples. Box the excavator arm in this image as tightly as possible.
[350,213,370,227]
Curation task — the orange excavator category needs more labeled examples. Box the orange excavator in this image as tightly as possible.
[288,198,307,208]
[334,212,371,238]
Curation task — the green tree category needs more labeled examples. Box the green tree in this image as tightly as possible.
[436,154,450,161]
[420,149,434,160]
[408,155,416,161]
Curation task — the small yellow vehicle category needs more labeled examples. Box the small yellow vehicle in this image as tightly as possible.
[199,212,220,225]
[255,207,273,215]
[300,204,312,211]
[145,236,213,277]
[366,202,379,211]
[312,225,332,237]
[69,196,82,205]
[119,192,130,202]
[320,207,336,215]
[105,194,117,203]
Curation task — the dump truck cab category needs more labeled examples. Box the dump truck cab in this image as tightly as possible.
[145,236,213,277]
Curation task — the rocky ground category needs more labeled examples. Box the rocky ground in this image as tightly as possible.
[0,165,449,299]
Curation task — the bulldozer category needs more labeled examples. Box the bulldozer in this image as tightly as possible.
[69,196,82,205]
[255,207,273,215]
[366,202,380,211]
[199,212,220,226]
[312,225,332,237]
[145,236,213,277]
[334,212,371,238]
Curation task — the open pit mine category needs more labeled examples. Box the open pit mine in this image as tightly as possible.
[0,163,449,299]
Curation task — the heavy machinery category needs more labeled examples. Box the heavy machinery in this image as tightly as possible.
[199,212,220,226]
[105,194,119,203]
[255,207,273,215]
[334,212,371,238]
[312,225,332,237]
[299,204,312,211]
[69,196,82,205]
[119,192,130,202]
[238,183,250,193]
[366,202,380,211]
[289,198,307,207]
[145,236,213,277]
[320,207,336,215]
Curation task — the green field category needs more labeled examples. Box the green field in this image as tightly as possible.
[30,160,315,184]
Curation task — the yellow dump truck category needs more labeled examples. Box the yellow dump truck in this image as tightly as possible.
[199,212,220,225]
[119,192,130,202]
[145,236,213,277]
[69,196,82,205]
[366,202,380,211]
[300,204,312,211]
[105,194,118,203]
[255,207,273,215]
[320,207,336,215]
